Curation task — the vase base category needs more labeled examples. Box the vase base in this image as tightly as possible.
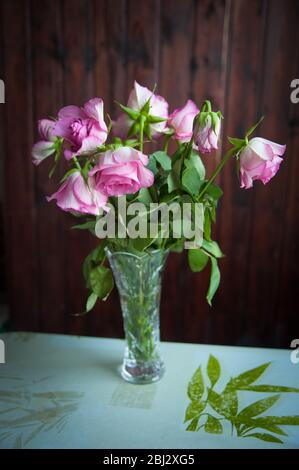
[120,360,165,384]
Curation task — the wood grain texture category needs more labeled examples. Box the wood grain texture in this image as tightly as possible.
[1,0,299,347]
[2,0,39,331]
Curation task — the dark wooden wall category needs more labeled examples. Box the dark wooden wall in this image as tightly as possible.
[1,0,299,347]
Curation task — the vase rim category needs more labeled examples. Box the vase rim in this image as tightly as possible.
[104,245,169,260]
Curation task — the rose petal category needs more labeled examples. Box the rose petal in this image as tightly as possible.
[32,140,55,165]
[58,105,87,119]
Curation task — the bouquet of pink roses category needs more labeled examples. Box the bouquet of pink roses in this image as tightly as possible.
[32,81,286,313]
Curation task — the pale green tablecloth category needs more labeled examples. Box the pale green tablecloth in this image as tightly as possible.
[0,332,298,449]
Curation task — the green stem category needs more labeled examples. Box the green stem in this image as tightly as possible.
[204,100,212,113]
[163,133,172,152]
[198,147,236,200]
[73,156,82,172]
[100,255,106,267]
[139,115,146,152]
[149,185,158,202]
[180,138,194,178]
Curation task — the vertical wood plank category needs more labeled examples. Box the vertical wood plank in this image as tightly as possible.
[183,0,231,344]
[94,0,128,114]
[216,0,267,345]
[2,0,39,331]
[88,0,128,339]
[0,0,6,305]
[159,0,193,107]
[31,0,67,332]
[275,9,299,343]
[61,0,96,335]
[244,0,298,346]
[126,0,160,88]
[159,0,195,341]
[276,83,299,344]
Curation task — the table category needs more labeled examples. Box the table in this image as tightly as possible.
[0,332,298,449]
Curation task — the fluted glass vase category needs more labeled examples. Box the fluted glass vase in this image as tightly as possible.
[105,246,168,384]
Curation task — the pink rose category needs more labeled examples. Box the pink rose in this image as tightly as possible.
[239,137,286,189]
[89,146,154,197]
[168,100,199,142]
[47,171,108,215]
[194,113,221,154]
[53,98,108,160]
[32,118,56,165]
[113,81,168,139]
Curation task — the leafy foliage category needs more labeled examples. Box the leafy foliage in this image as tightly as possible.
[70,136,226,312]
[82,242,114,312]
[184,356,299,445]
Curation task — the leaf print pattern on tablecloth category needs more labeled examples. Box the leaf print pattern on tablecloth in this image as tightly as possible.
[0,376,84,448]
[184,355,299,444]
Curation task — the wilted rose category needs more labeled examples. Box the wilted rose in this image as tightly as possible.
[32,118,56,165]
[113,81,168,139]
[194,113,221,154]
[89,146,154,197]
[47,171,108,215]
[53,98,108,160]
[168,100,199,142]
[239,137,286,189]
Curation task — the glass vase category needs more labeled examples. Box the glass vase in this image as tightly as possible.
[105,246,168,384]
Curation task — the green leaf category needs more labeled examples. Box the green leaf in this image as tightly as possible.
[137,188,153,204]
[61,169,80,184]
[207,355,221,387]
[182,153,206,196]
[148,151,172,175]
[262,424,287,436]
[204,415,223,434]
[254,416,299,426]
[240,418,288,436]
[238,385,299,393]
[207,387,238,419]
[116,102,139,120]
[207,389,230,419]
[124,138,140,148]
[184,401,205,422]
[244,433,283,444]
[131,237,156,252]
[228,137,245,148]
[223,387,239,417]
[155,151,172,171]
[167,158,182,192]
[185,152,206,180]
[86,292,98,312]
[228,362,271,389]
[188,249,209,273]
[72,220,96,233]
[171,144,185,165]
[238,395,280,420]
[182,167,202,195]
[166,238,185,253]
[83,244,106,287]
[187,367,204,402]
[206,257,220,306]
[89,266,114,300]
[127,120,140,138]
[186,417,199,432]
[203,210,212,241]
[203,183,223,201]
[202,239,224,258]
[140,95,152,114]
[48,148,61,178]
[245,115,264,138]
[147,114,167,124]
